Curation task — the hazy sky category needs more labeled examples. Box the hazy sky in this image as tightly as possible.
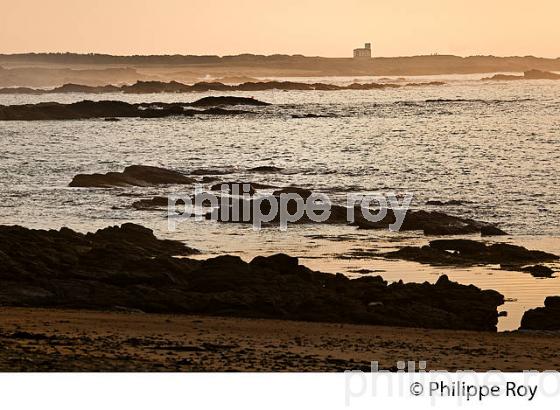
[1,0,559,57]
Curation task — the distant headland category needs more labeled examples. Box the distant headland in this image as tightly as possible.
[1,53,559,87]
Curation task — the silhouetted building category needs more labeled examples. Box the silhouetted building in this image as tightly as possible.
[353,43,372,59]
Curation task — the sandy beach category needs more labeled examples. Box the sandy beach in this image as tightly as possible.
[1,307,559,372]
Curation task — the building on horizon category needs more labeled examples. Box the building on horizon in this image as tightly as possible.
[353,43,372,59]
[354,43,371,58]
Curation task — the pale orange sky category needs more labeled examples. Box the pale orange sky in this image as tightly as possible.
[1,0,559,57]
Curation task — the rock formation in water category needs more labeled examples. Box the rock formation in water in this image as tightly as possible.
[520,297,560,330]
[69,165,195,187]
[0,79,445,95]
[482,69,560,81]
[0,223,504,331]
[0,97,265,120]
[383,239,558,270]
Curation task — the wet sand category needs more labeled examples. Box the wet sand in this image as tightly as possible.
[1,307,559,372]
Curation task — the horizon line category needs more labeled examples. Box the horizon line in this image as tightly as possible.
[1,52,559,60]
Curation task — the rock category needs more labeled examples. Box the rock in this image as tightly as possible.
[426,199,464,206]
[0,224,504,331]
[523,69,560,80]
[69,165,195,187]
[191,168,234,176]
[384,239,558,268]
[545,296,560,309]
[429,239,488,254]
[521,265,555,278]
[204,195,503,235]
[210,182,275,195]
[0,100,254,121]
[520,296,560,330]
[248,166,283,173]
[356,209,496,236]
[0,79,442,95]
[482,70,560,81]
[291,113,333,118]
[481,225,508,236]
[272,187,314,199]
[188,96,270,107]
[132,196,170,210]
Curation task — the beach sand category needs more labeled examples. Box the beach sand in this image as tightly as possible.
[1,307,559,372]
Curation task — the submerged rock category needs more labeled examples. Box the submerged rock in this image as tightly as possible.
[0,224,504,331]
[426,199,465,206]
[69,165,195,187]
[248,166,284,173]
[520,297,560,330]
[210,181,275,195]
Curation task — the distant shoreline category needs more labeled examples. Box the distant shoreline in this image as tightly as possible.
[2,53,560,78]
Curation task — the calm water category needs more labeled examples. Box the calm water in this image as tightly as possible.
[1,74,559,330]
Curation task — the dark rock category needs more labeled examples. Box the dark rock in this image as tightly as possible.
[481,225,508,236]
[521,265,555,278]
[210,182,275,195]
[191,168,234,176]
[520,296,560,330]
[356,209,495,236]
[0,224,504,331]
[188,96,270,107]
[132,196,175,210]
[272,187,314,199]
[429,239,488,254]
[384,239,558,268]
[0,100,254,121]
[291,113,334,118]
[248,166,284,173]
[69,165,195,187]
[426,199,464,206]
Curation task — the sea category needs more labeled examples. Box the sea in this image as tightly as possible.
[1,73,559,330]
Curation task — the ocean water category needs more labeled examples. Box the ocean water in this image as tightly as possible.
[1,74,559,330]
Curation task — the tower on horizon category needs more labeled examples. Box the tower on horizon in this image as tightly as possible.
[353,43,372,59]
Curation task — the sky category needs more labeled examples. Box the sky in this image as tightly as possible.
[1,0,559,57]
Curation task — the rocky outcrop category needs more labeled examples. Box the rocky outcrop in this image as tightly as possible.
[248,166,284,173]
[0,99,260,121]
[198,183,506,235]
[355,209,507,236]
[210,181,275,195]
[482,70,560,81]
[383,239,558,269]
[69,165,195,188]
[520,265,555,278]
[272,187,314,199]
[0,80,445,95]
[188,96,270,107]
[520,297,560,330]
[0,224,504,331]
[132,196,171,210]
